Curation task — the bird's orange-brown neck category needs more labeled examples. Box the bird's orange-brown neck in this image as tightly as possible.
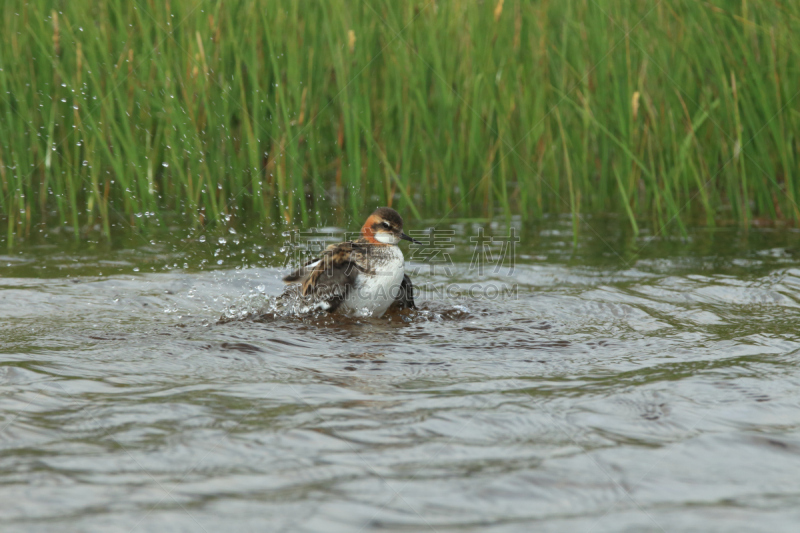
[360,214,390,245]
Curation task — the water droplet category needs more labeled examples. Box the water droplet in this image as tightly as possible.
[199,235,206,242]
[60,99,67,103]
[161,162,169,168]
[218,237,227,245]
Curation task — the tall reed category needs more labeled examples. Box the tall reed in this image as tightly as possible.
[1,0,799,244]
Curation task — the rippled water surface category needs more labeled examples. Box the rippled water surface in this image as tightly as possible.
[3,219,800,532]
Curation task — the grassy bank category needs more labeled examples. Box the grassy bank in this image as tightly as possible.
[2,0,800,244]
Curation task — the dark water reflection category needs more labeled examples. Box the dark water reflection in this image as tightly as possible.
[2,218,800,532]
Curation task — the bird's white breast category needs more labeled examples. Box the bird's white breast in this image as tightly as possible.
[340,245,405,317]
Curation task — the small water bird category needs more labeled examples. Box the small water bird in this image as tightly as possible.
[282,207,421,317]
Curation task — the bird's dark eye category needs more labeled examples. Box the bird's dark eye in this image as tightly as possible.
[381,222,391,229]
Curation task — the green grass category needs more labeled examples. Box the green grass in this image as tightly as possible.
[2,0,800,245]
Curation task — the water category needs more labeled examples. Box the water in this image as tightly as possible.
[2,218,800,532]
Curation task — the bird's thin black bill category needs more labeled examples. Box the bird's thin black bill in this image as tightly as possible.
[400,233,423,245]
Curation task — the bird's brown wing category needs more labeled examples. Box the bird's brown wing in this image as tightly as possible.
[282,242,367,312]
[282,243,336,284]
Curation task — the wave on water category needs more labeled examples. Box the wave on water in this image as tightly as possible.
[217,285,472,325]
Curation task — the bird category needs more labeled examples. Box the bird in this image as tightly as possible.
[282,207,421,317]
